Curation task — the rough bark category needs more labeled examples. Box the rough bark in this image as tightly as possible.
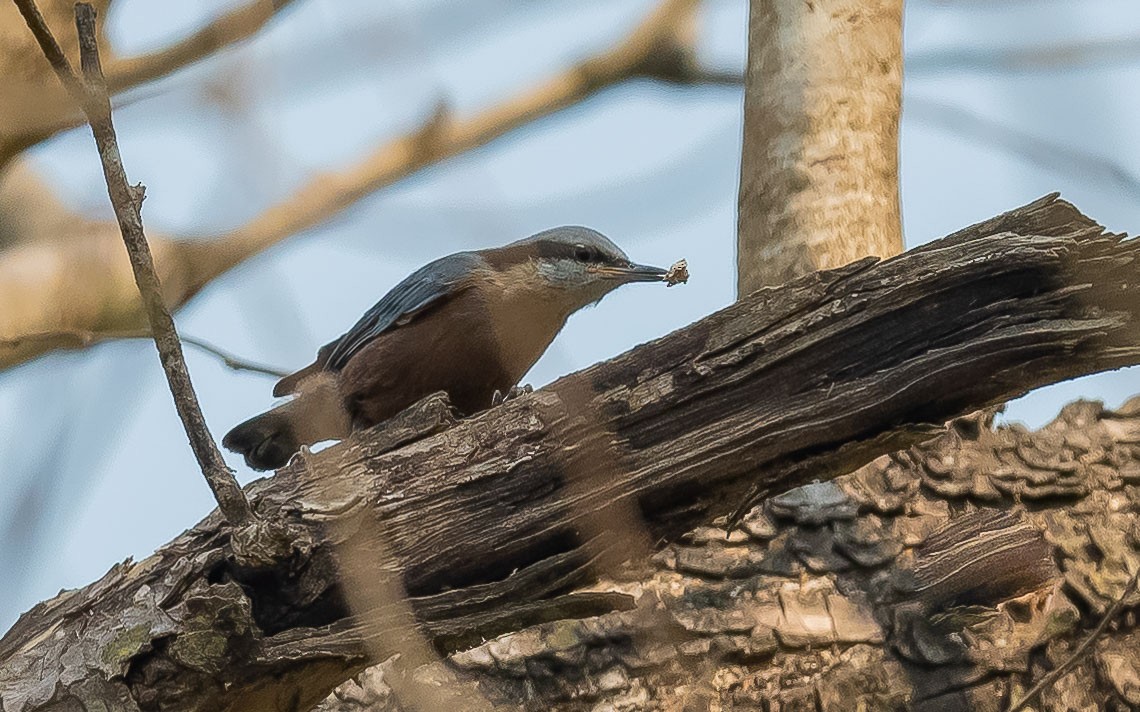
[319,398,1140,711]
[737,0,904,292]
[2,195,1139,712]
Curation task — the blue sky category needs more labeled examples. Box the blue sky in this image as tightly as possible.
[2,0,1139,630]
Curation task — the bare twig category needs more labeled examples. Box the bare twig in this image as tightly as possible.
[104,0,297,92]
[907,98,1140,201]
[12,0,253,526]
[0,0,707,374]
[631,69,1140,211]
[908,36,1140,74]
[1007,565,1140,712]
[10,0,87,103]
[180,334,289,378]
[0,328,289,378]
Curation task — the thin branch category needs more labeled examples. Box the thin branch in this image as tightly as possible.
[907,98,1140,201]
[908,36,1140,75]
[0,0,295,166]
[0,329,289,378]
[1007,564,1140,712]
[104,0,298,92]
[180,334,289,378]
[0,0,708,375]
[10,0,87,104]
[666,65,745,86]
[12,0,253,527]
[623,70,1140,209]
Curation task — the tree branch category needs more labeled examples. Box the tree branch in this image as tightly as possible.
[103,0,297,93]
[3,196,1139,712]
[9,0,86,102]
[179,333,289,378]
[0,0,705,373]
[0,328,289,377]
[12,0,253,526]
[315,399,1140,711]
[907,97,1140,201]
[0,0,296,165]
[186,0,702,282]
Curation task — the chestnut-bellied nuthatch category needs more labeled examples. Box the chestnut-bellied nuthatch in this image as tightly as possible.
[223,227,668,470]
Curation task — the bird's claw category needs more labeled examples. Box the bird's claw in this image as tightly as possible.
[491,384,534,407]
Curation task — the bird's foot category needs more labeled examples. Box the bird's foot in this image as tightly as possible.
[491,384,534,407]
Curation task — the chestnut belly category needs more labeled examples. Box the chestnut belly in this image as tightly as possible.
[336,296,526,427]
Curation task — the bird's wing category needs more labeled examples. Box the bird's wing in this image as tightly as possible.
[321,252,486,372]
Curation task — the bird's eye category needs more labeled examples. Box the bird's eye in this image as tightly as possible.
[574,245,595,262]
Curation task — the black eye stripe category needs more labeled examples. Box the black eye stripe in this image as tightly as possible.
[533,239,613,263]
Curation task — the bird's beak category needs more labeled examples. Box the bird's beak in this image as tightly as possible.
[594,262,669,283]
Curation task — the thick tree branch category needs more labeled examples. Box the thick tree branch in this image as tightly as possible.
[13,0,253,526]
[315,399,1140,711]
[0,0,704,373]
[2,196,1139,712]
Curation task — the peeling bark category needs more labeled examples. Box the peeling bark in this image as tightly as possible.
[320,399,1140,712]
[2,196,1139,712]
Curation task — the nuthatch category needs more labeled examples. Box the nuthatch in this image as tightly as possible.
[223,227,668,470]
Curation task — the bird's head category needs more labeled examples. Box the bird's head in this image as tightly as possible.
[502,226,667,308]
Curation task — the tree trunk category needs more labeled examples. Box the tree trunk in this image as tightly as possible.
[737,0,904,293]
[2,196,1138,712]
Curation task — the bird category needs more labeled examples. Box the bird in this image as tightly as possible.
[223,226,668,471]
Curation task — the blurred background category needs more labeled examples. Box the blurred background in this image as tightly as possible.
[2,0,1139,631]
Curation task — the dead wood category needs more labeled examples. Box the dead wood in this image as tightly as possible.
[320,399,1140,711]
[2,194,1139,712]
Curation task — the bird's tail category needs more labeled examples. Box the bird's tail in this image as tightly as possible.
[223,372,352,471]
[223,405,300,471]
